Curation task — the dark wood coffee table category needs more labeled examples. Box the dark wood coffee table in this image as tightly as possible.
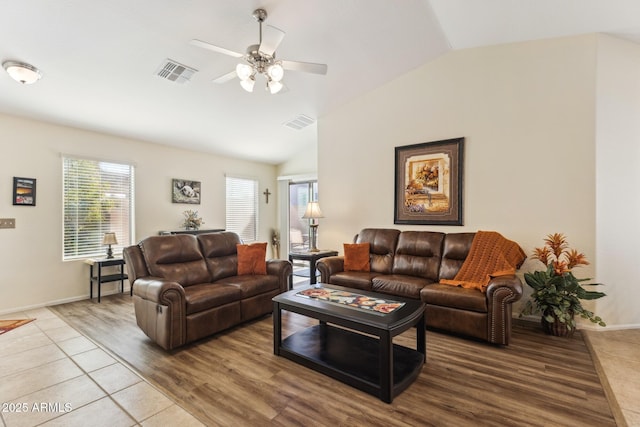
[272,284,426,403]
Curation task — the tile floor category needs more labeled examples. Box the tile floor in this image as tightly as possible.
[1,303,638,427]
[584,328,640,427]
[0,307,204,427]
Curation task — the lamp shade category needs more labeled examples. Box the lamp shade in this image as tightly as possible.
[236,63,253,81]
[267,79,283,94]
[102,232,118,245]
[267,62,284,82]
[240,76,255,92]
[302,201,324,219]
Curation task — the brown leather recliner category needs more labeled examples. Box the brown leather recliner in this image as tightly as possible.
[124,232,291,350]
[317,228,523,345]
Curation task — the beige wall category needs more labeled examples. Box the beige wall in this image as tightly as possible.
[317,34,628,326]
[0,114,277,313]
[595,35,640,328]
[3,33,638,329]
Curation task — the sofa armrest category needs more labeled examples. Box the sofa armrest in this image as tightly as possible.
[131,277,187,350]
[485,275,523,305]
[317,256,345,283]
[485,274,523,345]
[267,259,292,293]
[132,277,186,305]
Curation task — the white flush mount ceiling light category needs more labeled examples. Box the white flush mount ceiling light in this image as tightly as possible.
[191,8,327,95]
[2,61,42,84]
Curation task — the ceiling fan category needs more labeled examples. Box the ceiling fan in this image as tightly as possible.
[190,8,327,94]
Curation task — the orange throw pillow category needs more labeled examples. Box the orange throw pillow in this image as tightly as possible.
[237,243,267,275]
[343,243,370,272]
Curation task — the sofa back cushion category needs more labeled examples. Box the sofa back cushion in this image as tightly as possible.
[355,228,400,274]
[438,232,476,281]
[392,231,445,281]
[197,232,242,282]
[140,234,210,287]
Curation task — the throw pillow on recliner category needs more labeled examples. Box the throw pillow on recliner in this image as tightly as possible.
[343,243,370,272]
[237,242,267,275]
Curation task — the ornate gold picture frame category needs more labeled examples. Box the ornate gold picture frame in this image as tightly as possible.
[394,138,464,225]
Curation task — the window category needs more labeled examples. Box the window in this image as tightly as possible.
[225,176,258,242]
[63,157,134,260]
[289,181,318,252]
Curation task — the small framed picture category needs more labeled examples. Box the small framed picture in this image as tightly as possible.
[13,177,36,206]
[172,179,201,204]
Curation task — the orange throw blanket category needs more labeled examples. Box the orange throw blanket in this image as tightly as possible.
[440,231,526,292]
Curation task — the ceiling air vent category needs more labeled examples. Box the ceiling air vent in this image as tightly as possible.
[283,114,315,130]
[155,59,197,84]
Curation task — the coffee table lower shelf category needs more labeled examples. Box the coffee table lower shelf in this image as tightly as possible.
[280,324,424,402]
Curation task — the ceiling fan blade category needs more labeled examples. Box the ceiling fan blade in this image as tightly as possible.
[281,60,328,75]
[212,70,237,84]
[259,25,285,56]
[190,39,244,58]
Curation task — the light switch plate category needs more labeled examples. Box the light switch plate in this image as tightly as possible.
[0,218,16,229]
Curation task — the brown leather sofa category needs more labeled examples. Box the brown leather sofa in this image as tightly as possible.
[123,232,291,350]
[317,228,524,345]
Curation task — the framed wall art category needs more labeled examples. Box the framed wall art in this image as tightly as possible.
[13,177,37,206]
[394,137,464,225]
[172,179,201,204]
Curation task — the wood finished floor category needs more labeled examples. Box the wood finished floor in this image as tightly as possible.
[50,294,615,427]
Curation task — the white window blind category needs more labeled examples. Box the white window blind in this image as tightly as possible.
[225,176,258,242]
[63,157,134,260]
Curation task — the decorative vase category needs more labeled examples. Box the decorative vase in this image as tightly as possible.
[541,310,575,338]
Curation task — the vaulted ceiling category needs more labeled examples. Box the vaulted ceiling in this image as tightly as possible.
[1,1,640,164]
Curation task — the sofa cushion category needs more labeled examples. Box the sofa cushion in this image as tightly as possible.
[343,243,370,272]
[184,283,243,315]
[372,274,434,299]
[438,233,475,281]
[420,283,487,313]
[328,271,379,291]
[198,232,241,282]
[355,229,400,274]
[140,235,210,286]
[392,231,444,281]
[237,243,267,275]
[215,274,279,298]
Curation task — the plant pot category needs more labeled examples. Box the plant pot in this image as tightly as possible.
[541,311,575,338]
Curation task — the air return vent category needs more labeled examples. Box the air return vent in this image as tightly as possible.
[155,59,197,84]
[283,114,315,130]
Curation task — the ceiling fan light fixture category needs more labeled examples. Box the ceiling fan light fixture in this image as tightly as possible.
[267,62,284,82]
[267,79,283,94]
[3,60,42,84]
[192,8,326,95]
[236,63,253,81]
[240,76,255,92]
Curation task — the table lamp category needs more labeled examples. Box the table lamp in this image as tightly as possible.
[102,232,118,259]
[302,201,324,252]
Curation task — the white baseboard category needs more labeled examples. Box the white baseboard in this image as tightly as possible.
[0,287,132,316]
[513,313,640,331]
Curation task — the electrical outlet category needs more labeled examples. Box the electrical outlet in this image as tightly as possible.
[0,218,16,229]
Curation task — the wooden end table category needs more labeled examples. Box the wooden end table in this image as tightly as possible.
[85,257,129,303]
[288,250,338,288]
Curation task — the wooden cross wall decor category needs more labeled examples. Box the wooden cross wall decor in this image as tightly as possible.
[263,188,271,204]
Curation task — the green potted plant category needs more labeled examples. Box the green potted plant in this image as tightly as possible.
[520,233,606,336]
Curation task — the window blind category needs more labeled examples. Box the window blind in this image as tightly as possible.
[63,157,134,260]
[225,176,258,242]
